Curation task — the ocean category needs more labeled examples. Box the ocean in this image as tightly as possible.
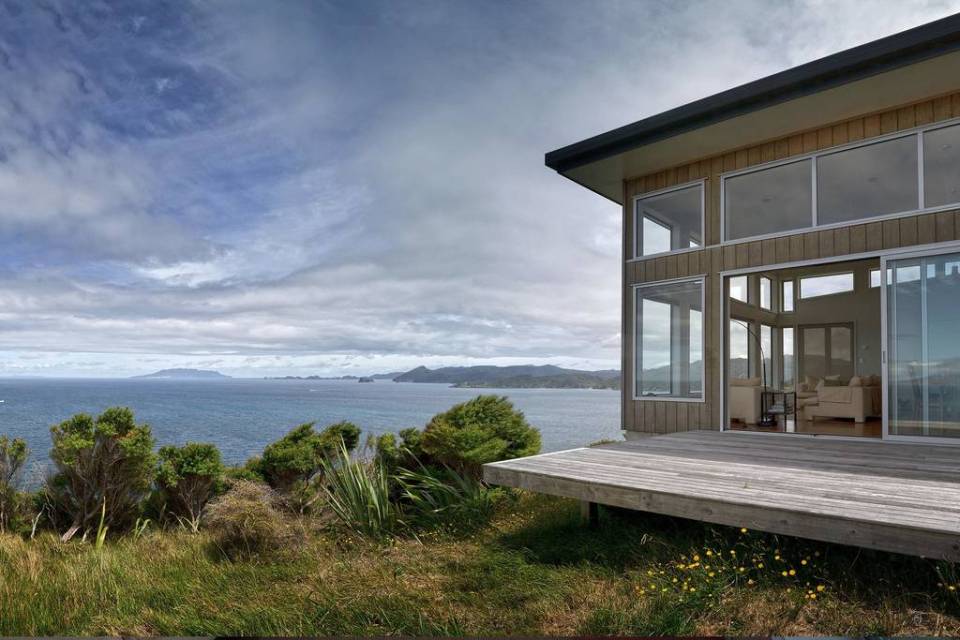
[0,378,620,480]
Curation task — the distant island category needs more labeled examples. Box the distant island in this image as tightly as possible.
[132,368,232,380]
[259,365,620,389]
[393,365,620,390]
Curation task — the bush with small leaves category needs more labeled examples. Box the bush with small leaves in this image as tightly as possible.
[257,421,361,511]
[47,407,155,541]
[0,436,28,533]
[156,442,225,532]
[204,479,291,560]
[419,395,541,477]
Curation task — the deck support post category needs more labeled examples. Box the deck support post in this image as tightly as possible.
[580,500,599,527]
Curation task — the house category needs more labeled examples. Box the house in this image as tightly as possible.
[484,15,960,560]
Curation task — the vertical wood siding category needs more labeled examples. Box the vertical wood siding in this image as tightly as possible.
[621,90,960,435]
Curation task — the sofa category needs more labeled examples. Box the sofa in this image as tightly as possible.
[800,375,881,423]
[728,377,763,425]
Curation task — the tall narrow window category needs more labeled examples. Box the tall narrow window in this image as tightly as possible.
[729,275,748,303]
[728,319,751,380]
[782,327,795,388]
[782,280,794,312]
[635,279,703,399]
[760,277,772,310]
[635,183,703,257]
[817,135,918,225]
[760,324,773,387]
[924,124,960,208]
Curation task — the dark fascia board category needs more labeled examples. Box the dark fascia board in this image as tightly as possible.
[545,13,960,174]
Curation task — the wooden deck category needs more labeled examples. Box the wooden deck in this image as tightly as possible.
[483,431,960,560]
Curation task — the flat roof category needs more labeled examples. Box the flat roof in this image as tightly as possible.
[548,13,960,204]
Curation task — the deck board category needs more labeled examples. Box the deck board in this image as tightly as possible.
[483,431,960,560]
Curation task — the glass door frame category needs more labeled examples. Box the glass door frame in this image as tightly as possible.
[881,242,960,444]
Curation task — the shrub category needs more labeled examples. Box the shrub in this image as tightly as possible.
[257,421,361,511]
[47,407,155,541]
[320,441,397,539]
[419,395,541,477]
[204,479,290,560]
[156,442,225,532]
[0,436,28,533]
[396,464,498,533]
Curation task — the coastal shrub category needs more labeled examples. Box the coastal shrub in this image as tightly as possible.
[257,421,361,511]
[396,464,498,533]
[320,440,397,539]
[204,479,290,560]
[419,395,541,477]
[156,442,225,532]
[0,436,28,533]
[47,407,155,541]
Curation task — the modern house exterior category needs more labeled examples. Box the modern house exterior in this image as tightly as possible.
[485,15,960,560]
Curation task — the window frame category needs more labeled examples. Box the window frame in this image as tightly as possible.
[719,116,960,246]
[632,180,706,260]
[632,276,706,403]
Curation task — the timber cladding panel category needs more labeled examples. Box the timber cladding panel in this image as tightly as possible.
[621,90,960,435]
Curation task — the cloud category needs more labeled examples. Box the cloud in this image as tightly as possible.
[0,0,956,377]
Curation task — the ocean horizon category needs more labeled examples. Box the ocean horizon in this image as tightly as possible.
[0,377,620,483]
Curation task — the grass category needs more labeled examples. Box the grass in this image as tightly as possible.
[0,492,959,635]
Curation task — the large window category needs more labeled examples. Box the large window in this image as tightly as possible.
[724,159,812,241]
[924,123,960,208]
[799,272,854,299]
[817,136,918,225]
[635,279,704,399]
[722,121,960,243]
[635,183,703,257]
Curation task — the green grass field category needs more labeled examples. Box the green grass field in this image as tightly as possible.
[0,492,958,635]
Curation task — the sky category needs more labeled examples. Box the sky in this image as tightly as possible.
[0,0,957,378]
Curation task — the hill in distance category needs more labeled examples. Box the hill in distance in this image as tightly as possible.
[132,368,232,380]
[393,365,620,390]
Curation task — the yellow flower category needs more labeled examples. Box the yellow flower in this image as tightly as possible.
[650,583,656,590]
[689,587,696,593]
[747,579,755,585]
[774,555,781,560]
[672,578,678,583]
[693,554,700,561]
[809,593,817,600]
[708,572,715,578]
[782,571,788,577]
[816,585,825,592]
[730,550,736,556]
[740,527,748,533]
[757,562,764,569]
[789,569,796,576]
[738,567,746,573]
[950,585,956,592]
[706,550,713,557]
[801,559,807,565]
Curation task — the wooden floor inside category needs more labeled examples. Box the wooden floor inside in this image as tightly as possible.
[483,431,960,560]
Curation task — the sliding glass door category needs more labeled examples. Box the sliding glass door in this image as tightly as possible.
[884,249,960,439]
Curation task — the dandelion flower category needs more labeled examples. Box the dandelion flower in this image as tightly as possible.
[816,585,825,592]
[741,527,748,533]
[708,571,716,577]
[810,593,817,600]
[706,550,713,557]
[757,562,764,569]
[801,559,807,565]
[782,571,788,577]
[730,550,736,556]
[689,587,696,592]
[693,554,700,562]
[774,555,781,561]
[789,569,796,576]
[738,567,746,573]
[950,585,956,592]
